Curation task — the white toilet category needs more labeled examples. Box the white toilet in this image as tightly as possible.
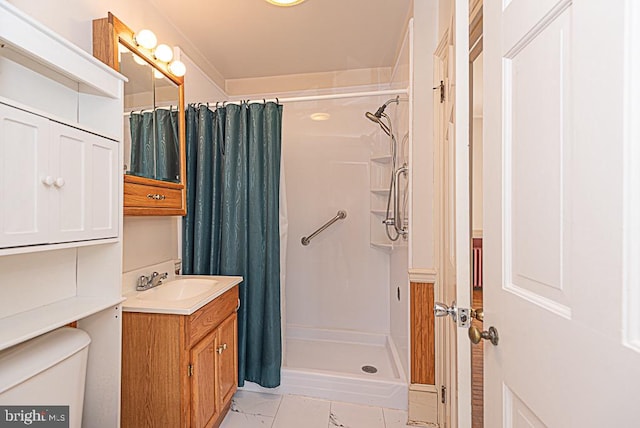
[0,327,91,428]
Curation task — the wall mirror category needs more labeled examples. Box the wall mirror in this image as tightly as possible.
[92,13,186,216]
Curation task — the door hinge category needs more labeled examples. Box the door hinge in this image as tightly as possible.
[441,385,447,404]
[433,80,445,103]
[187,364,193,377]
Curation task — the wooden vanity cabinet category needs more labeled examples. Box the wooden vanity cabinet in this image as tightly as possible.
[121,285,239,428]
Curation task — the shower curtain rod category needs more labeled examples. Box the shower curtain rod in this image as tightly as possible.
[122,105,177,116]
[202,87,409,107]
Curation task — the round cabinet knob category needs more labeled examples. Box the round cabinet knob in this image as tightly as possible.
[42,176,54,186]
[54,177,65,188]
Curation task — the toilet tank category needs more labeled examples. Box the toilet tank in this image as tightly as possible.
[0,327,91,428]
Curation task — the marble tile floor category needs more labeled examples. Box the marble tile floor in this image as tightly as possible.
[221,390,418,428]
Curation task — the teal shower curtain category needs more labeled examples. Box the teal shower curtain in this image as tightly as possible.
[182,102,283,388]
[129,109,180,182]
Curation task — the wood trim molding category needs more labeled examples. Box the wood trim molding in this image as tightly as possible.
[409,268,437,283]
[411,281,435,385]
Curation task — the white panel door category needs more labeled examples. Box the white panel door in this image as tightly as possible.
[484,0,640,426]
[0,103,50,247]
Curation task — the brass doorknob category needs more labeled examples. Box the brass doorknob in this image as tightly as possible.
[472,308,484,322]
[468,325,499,346]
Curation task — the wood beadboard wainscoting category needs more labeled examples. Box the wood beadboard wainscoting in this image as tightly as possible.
[409,269,438,427]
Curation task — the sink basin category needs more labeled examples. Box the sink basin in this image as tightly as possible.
[137,278,218,301]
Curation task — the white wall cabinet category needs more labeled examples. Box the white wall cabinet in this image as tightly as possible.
[0,102,118,248]
[0,1,126,425]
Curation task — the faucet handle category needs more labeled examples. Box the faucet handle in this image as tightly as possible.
[136,275,150,289]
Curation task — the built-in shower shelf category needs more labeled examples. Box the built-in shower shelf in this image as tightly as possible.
[370,209,387,216]
[371,189,390,196]
[370,242,393,251]
[370,154,392,164]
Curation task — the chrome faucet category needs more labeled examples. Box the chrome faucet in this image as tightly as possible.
[136,271,168,291]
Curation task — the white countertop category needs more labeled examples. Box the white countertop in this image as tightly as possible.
[122,275,242,315]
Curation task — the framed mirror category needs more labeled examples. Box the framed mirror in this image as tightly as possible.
[92,13,186,216]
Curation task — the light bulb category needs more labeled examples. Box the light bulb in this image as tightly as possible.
[168,60,186,77]
[154,44,173,63]
[154,69,165,79]
[134,29,157,50]
[132,54,147,66]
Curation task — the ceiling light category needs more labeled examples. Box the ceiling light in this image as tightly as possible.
[154,44,173,63]
[134,29,157,50]
[310,112,330,121]
[168,60,186,77]
[265,0,307,6]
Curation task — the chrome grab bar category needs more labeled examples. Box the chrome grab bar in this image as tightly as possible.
[301,210,347,246]
[394,164,408,236]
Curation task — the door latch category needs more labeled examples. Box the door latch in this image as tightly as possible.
[434,301,481,328]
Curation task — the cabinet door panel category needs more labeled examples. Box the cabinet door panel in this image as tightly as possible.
[217,313,238,407]
[0,103,49,247]
[191,330,219,428]
[88,134,117,237]
[49,123,118,242]
[50,125,86,239]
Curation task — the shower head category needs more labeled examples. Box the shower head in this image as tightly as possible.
[365,110,391,136]
[365,96,400,137]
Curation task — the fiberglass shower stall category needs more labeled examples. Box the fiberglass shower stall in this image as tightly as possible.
[240,92,411,409]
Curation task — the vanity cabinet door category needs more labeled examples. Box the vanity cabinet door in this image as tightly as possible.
[217,313,238,408]
[0,103,50,247]
[190,329,220,428]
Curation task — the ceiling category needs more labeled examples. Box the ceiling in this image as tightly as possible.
[147,0,412,81]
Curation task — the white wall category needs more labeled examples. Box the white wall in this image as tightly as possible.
[410,1,438,270]
[282,95,391,333]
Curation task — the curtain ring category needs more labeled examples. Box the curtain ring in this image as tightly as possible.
[263,98,266,105]
[276,97,280,105]
[222,101,227,107]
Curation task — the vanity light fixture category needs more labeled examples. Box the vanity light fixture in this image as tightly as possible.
[133,29,157,50]
[265,0,307,6]
[154,44,173,63]
[168,60,186,77]
[153,69,165,79]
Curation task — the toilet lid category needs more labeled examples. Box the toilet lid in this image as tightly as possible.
[0,327,90,394]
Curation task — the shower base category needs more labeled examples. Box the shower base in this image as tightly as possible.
[240,326,408,410]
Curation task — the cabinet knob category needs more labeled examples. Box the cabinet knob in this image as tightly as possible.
[54,177,65,188]
[42,176,54,186]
